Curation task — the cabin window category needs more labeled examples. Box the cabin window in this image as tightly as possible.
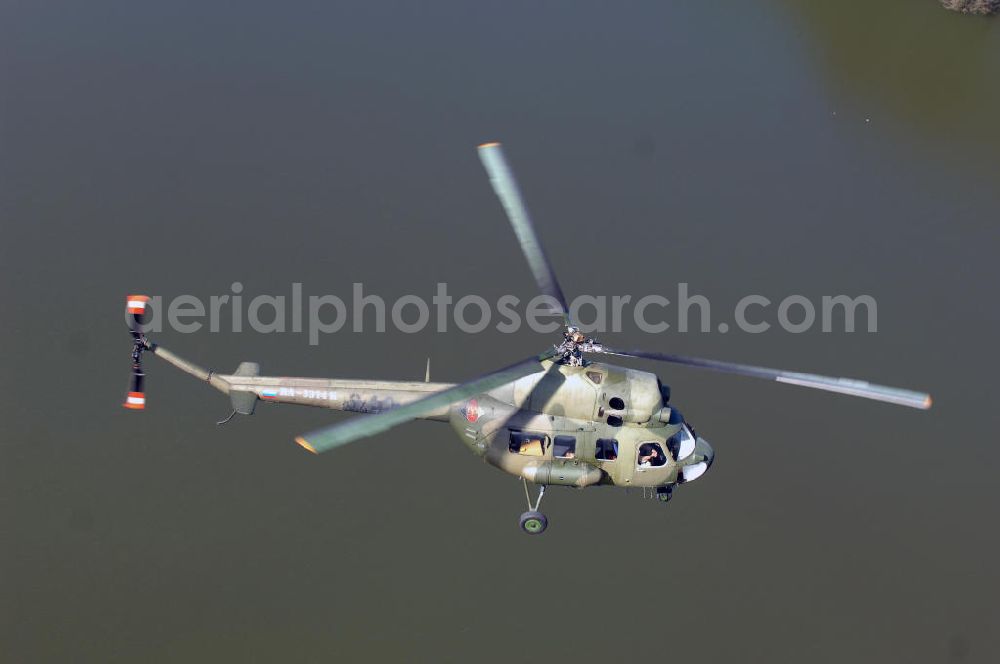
[606,415,623,427]
[637,442,667,468]
[553,435,576,458]
[586,371,604,385]
[595,438,619,461]
[509,431,548,457]
[608,396,625,411]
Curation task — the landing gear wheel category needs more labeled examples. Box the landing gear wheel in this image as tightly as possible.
[519,510,548,535]
[656,486,673,503]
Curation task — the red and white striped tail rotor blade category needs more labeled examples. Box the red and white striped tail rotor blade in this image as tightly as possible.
[123,391,146,410]
[123,366,146,410]
[126,294,150,315]
[126,294,150,337]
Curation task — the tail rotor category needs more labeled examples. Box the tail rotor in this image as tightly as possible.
[124,295,150,410]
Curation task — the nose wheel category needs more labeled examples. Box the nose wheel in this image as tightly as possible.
[656,486,673,503]
[519,479,548,535]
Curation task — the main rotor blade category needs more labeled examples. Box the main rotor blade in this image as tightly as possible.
[595,347,932,410]
[295,348,559,454]
[478,142,571,325]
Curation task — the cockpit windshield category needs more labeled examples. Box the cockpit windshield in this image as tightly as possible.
[667,424,697,461]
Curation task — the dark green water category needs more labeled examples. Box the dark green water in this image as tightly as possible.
[2,1,998,662]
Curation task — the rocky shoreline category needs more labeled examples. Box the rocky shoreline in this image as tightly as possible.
[940,0,999,14]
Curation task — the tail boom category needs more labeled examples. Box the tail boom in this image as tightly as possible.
[146,342,455,420]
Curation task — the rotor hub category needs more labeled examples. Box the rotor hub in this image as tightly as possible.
[555,326,604,366]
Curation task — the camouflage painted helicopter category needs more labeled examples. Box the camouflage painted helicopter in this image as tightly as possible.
[124,142,932,534]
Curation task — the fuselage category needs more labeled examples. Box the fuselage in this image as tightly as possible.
[154,346,714,490]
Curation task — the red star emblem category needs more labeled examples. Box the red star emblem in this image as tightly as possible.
[464,398,480,423]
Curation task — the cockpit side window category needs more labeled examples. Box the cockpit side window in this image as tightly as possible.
[595,438,619,461]
[509,431,548,457]
[553,435,576,458]
[637,442,667,468]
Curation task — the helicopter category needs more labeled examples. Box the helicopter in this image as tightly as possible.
[124,142,932,535]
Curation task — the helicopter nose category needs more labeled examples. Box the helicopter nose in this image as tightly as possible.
[697,437,715,468]
[679,437,715,483]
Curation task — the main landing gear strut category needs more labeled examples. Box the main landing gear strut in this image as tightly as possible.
[519,479,548,535]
